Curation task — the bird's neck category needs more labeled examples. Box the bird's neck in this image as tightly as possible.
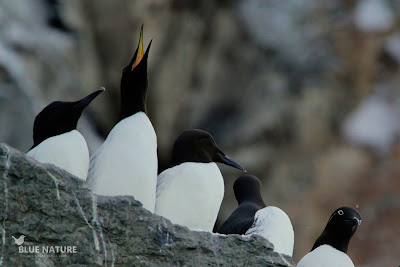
[30,129,76,151]
[170,152,214,168]
[311,231,350,253]
[238,196,265,207]
[119,88,147,121]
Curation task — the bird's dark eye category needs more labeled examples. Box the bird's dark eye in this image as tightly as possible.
[338,210,344,215]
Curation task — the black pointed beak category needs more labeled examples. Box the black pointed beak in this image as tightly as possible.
[143,39,152,61]
[345,218,362,226]
[216,152,246,172]
[73,88,105,111]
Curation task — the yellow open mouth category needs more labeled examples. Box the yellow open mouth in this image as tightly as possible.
[131,25,144,71]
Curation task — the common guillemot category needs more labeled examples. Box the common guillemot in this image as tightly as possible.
[155,129,245,232]
[87,26,158,212]
[27,88,104,180]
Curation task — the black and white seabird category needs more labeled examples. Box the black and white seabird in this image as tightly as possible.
[27,88,104,180]
[217,174,294,256]
[297,206,362,267]
[155,129,245,232]
[87,26,158,212]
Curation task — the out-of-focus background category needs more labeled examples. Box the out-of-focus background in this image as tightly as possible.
[1,0,399,265]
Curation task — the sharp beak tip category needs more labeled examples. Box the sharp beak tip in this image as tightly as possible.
[346,218,362,226]
[130,27,148,71]
[217,153,246,172]
[74,89,104,110]
[144,40,153,57]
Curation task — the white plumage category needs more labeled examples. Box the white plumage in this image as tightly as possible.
[155,162,224,232]
[87,112,157,212]
[27,130,89,180]
[297,245,355,267]
[245,206,294,256]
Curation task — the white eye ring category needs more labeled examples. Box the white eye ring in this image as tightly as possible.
[338,210,344,215]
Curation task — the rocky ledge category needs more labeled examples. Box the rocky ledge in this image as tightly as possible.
[0,143,294,266]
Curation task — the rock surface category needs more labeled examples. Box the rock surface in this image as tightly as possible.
[0,143,294,266]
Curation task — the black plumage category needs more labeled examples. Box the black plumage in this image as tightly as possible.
[217,174,265,234]
[311,206,361,253]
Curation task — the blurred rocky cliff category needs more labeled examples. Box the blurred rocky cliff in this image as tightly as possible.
[1,0,400,265]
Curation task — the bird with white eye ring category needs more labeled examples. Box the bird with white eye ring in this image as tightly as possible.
[297,206,361,267]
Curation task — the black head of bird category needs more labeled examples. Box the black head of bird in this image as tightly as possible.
[233,174,265,205]
[171,129,246,171]
[120,25,152,120]
[312,206,362,253]
[31,88,104,150]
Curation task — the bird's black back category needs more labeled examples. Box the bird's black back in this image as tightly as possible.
[217,201,266,234]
